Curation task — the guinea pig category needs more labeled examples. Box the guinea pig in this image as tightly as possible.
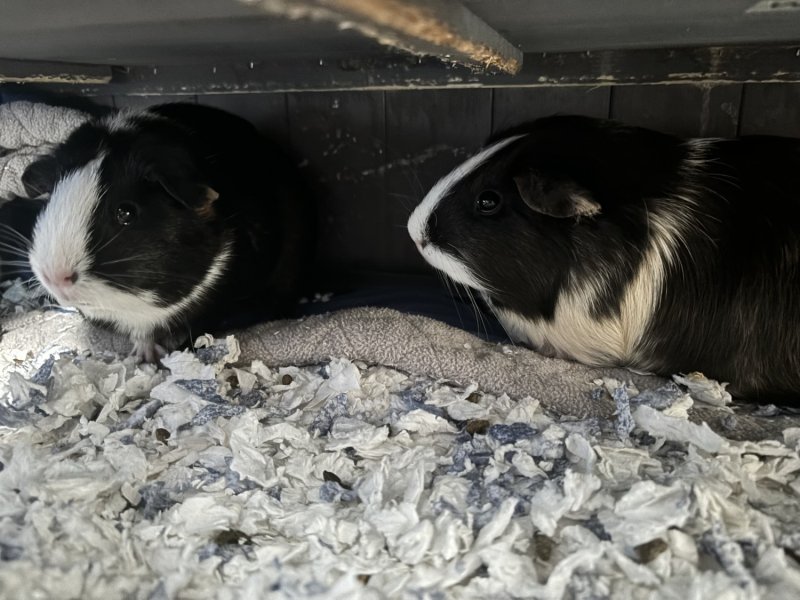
[408,115,800,403]
[24,102,313,362]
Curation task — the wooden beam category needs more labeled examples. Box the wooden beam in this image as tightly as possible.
[3,45,800,97]
[241,0,523,74]
[0,59,112,85]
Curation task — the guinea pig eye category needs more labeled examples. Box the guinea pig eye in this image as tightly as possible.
[474,189,503,216]
[116,204,137,226]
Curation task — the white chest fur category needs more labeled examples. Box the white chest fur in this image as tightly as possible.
[489,204,690,369]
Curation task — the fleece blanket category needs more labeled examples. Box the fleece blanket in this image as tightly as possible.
[0,101,89,198]
[2,102,800,599]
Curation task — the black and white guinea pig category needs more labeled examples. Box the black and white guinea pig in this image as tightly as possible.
[24,103,313,362]
[408,115,800,403]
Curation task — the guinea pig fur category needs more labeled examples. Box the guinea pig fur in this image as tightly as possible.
[26,103,313,362]
[408,115,800,403]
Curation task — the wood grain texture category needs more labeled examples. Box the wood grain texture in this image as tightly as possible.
[197,93,289,142]
[492,86,612,134]
[610,84,742,137]
[286,91,386,274]
[248,0,522,73]
[0,58,111,84]
[383,88,493,270]
[12,45,800,97]
[113,94,198,109]
[738,83,800,137]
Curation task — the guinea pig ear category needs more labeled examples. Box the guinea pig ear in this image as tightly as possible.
[513,170,601,219]
[21,155,62,198]
[154,175,220,219]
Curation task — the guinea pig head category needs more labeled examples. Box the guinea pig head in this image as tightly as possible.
[28,122,231,342]
[407,130,601,318]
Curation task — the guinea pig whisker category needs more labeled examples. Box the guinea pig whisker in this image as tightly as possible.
[91,227,128,255]
[386,192,416,212]
[102,270,203,283]
[408,170,427,197]
[463,285,489,340]
[0,222,33,248]
[1,260,32,267]
[97,254,153,267]
[0,240,31,258]
[90,274,142,292]
[1,269,34,281]
[438,271,467,331]
[0,237,31,256]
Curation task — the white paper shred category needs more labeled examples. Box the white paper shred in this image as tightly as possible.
[1,322,800,599]
[673,371,733,407]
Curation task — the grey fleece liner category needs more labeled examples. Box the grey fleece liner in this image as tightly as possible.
[1,303,797,441]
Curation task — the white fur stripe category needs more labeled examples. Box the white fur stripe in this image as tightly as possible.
[490,204,685,367]
[29,158,104,299]
[407,134,526,247]
[76,240,233,339]
[418,245,487,291]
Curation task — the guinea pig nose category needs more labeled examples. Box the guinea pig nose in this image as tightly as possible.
[56,270,78,286]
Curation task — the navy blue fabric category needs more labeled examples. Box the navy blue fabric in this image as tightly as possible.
[298,274,512,343]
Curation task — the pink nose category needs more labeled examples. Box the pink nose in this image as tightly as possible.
[43,270,78,290]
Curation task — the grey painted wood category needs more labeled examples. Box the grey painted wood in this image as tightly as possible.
[113,95,198,109]
[254,0,522,73]
[2,0,799,65]
[6,44,800,98]
[0,58,111,84]
[383,89,493,271]
[0,0,380,64]
[197,93,289,143]
[739,83,800,137]
[463,0,800,53]
[610,84,742,137]
[492,86,612,134]
[86,96,116,111]
[286,91,386,273]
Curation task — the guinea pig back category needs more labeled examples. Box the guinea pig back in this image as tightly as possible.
[408,115,800,402]
[26,103,313,361]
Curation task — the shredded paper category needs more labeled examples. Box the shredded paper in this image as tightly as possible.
[1,327,800,599]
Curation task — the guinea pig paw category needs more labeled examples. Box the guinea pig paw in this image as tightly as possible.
[131,339,167,365]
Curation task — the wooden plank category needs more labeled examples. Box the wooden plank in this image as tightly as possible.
[738,83,800,137]
[244,0,522,74]
[383,88,493,271]
[4,45,800,96]
[492,86,612,134]
[286,91,386,276]
[0,58,111,85]
[197,93,289,143]
[610,84,742,137]
[113,94,198,109]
